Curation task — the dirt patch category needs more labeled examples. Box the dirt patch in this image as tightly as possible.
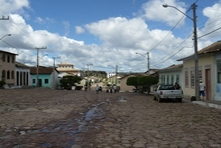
[0,88,92,129]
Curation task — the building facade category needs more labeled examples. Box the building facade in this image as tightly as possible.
[0,50,17,85]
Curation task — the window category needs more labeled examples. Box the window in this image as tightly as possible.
[7,55,10,63]
[11,71,14,79]
[161,75,165,84]
[167,75,169,84]
[217,61,221,83]
[45,79,49,84]
[161,75,163,84]
[176,75,179,84]
[2,70,6,79]
[7,70,10,79]
[33,79,36,84]
[191,68,194,88]
[12,56,15,63]
[171,75,174,85]
[185,69,189,87]
[2,54,5,62]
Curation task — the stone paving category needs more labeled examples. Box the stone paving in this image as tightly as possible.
[0,88,221,148]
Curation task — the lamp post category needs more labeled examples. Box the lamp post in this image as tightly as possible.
[35,47,47,87]
[86,63,93,90]
[163,3,199,100]
[52,56,60,89]
[0,34,11,40]
[108,65,118,85]
[136,52,150,74]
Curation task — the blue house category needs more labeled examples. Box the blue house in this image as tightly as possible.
[30,66,59,88]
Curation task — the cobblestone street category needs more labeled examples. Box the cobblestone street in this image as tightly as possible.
[0,88,221,148]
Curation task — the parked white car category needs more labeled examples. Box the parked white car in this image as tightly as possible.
[153,84,183,102]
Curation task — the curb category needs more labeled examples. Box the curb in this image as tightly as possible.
[191,101,221,110]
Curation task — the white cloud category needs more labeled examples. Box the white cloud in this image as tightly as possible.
[198,1,221,41]
[2,0,221,73]
[141,0,187,27]
[62,21,70,37]
[75,26,85,34]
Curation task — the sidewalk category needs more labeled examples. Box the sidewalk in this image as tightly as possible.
[184,98,221,110]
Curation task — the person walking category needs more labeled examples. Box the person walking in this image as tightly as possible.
[84,85,87,92]
[113,85,117,93]
[199,80,206,100]
[96,84,100,94]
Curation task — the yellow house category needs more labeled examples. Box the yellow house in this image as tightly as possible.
[0,50,17,86]
[178,40,221,101]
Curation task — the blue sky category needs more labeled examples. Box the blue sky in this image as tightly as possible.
[0,0,221,72]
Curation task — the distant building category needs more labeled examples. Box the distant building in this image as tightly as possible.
[30,66,59,88]
[56,62,80,77]
[15,62,32,86]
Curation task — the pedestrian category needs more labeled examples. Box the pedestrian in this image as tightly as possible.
[113,85,117,93]
[174,82,180,89]
[110,86,113,93]
[84,85,87,92]
[96,84,100,94]
[199,80,206,100]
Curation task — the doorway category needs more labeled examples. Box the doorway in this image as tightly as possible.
[205,69,211,100]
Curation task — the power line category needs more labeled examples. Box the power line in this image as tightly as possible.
[198,26,221,39]
[150,33,193,67]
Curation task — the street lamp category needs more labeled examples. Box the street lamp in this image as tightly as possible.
[163,3,199,100]
[136,52,150,74]
[35,46,47,87]
[0,34,11,40]
[108,65,118,85]
[86,63,93,90]
[52,56,60,89]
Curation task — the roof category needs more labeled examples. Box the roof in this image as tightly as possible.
[57,62,73,66]
[0,50,18,55]
[157,64,183,72]
[198,40,221,54]
[30,66,55,74]
[16,62,30,68]
[178,40,221,61]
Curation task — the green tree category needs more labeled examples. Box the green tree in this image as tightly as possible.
[138,76,158,94]
[126,76,139,92]
[60,75,82,89]
[127,76,158,93]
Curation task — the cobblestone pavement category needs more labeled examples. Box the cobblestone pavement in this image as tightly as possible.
[0,88,221,148]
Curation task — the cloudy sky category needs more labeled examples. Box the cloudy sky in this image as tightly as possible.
[0,0,221,73]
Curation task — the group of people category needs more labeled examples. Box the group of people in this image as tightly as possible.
[173,80,206,100]
[106,85,117,93]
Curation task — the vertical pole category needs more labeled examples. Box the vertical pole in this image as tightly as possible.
[36,48,39,87]
[35,47,47,87]
[147,52,150,75]
[53,57,55,89]
[192,3,199,100]
[87,65,89,90]
[115,65,118,85]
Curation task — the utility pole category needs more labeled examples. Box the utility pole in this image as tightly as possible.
[192,3,199,100]
[35,47,47,87]
[86,64,93,90]
[53,57,60,89]
[115,65,118,86]
[147,52,150,75]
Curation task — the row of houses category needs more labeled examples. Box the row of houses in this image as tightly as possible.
[1,40,221,101]
[0,52,80,88]
[109,40,221,102]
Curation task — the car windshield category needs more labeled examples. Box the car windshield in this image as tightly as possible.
[159,85,175,90]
